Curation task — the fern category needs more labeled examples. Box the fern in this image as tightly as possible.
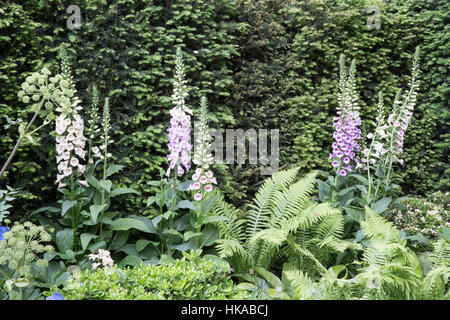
[213,168,357,276]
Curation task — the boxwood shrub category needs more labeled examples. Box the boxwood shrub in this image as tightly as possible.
[51,255,253,300]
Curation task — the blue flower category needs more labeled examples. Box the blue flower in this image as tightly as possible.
[0,226,9,241]
[46,292,65,300]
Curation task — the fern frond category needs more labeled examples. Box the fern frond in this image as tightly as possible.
[285,235,328,275]
[268,171,317,229]
[361,206,404,244]
[211,192,246,243]
[245,167,300,242]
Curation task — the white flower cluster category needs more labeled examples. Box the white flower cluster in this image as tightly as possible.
[55,100,88,188]
[88,249,114,269]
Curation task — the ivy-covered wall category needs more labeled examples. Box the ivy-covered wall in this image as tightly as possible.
[1,0,448,215]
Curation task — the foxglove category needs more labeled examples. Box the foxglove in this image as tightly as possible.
[189,97,217,200]
[166,47,192,177]
[329,56,362,176]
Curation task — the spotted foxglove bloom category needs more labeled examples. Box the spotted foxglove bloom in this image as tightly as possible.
[362,93,389,169]
[55,101,87,188]
[329,56,362,176]
[55,51,88,188]
[166,47,192,177]
[188,97,217,200]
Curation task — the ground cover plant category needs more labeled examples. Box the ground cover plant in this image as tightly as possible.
[0,0,448,301]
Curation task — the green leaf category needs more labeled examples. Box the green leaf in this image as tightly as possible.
[254,267,282,289]
[176,181,192,191]
[147,181,161,187]
[25,134,37,145]
[372,197,391,214]
[110,187,140,197]
[118,255,143,268]
[176,200,196,211]
[317,180,331,201]
[328,265,347,278]
[146,196,158,207]
[105,165,124,178]
[344,207,364,223]
[85,173,101,189]
[18,123,25,137]
[99,180,112,193]
[183,231,202,241]
[199,224,219,247]
[117,244,138,256]
[136,239,152,253]
[80,233,97,250]
[162,228,183,238]
[174,214,191,231]
[438,226,450,241]
[171,239,198,252]
[159,254,176,265]
[201,195,218,215]
[87,240,106,252]
[406,234,429,244]
[89,204,107,223]
[55,229,74,253]
[349,174,368,185]
[203,254,230,269]
[198,215,228,226]
[111,231,129,250]
[54,272,71,286]
[111,217,156,234]
[61,200,77,217]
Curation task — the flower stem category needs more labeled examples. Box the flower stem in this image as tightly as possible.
[0,99,45,180]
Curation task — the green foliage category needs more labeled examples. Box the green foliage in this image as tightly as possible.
[51,250,252,300]
[215,168,360,278]
[0,186,20,223]
[0,221,54,300]
[1,0,448,216]
[386,191,450,252]
[266,208,450,300]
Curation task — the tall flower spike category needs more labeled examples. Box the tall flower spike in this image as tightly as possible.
[86,84,103,162]
[55,47,87,188]
[166,47,192,177]
[362,92,388,169]
[189,97,217,200]
[382,47,420,178]
[330,55,362,176]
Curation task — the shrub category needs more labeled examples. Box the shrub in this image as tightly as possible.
[386,191,450,251]
[52,251,252,300]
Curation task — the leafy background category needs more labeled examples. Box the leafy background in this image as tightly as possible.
[1,0,448,217]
